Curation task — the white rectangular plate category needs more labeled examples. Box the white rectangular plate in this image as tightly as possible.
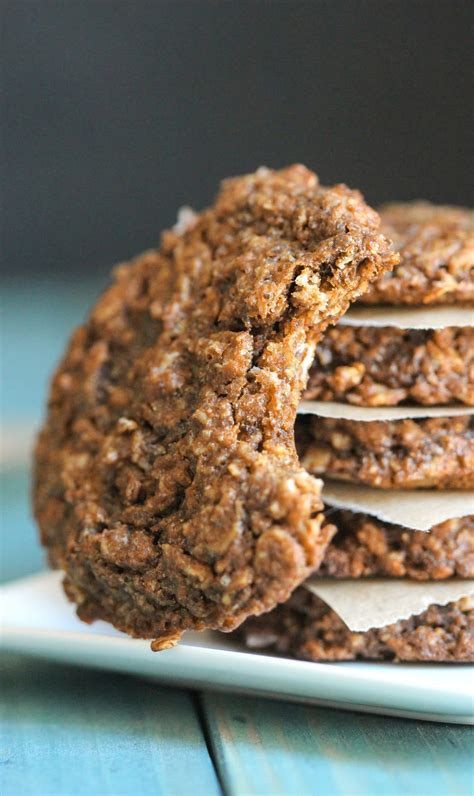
[1,571,473,724]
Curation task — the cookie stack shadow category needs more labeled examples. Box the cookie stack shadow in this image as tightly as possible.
[240,202,474,662]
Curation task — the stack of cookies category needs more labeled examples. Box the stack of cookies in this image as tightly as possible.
[33,167,473,663]
[242,202,474,661]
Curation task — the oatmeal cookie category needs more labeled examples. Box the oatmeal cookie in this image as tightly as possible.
[298,415,474,489]
[304,326,474,406]
[240,589,474,662]
[34,165,396,645]
[319,510,474,579]
[359,201,474,305]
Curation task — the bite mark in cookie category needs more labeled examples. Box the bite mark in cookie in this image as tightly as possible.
[33,165,396,644]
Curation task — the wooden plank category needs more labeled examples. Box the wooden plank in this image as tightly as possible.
[201,692,473,796]
[1,653,221,796]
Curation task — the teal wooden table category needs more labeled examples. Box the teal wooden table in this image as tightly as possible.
[1,283,473,796]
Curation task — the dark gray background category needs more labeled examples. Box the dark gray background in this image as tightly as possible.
[3,0,473,283]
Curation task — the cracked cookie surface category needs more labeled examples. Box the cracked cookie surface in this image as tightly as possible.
[34,165,396,643]
[299,415,474,489]
[359,201,474,305]
[304,326,474,406]
[240,590,474,662]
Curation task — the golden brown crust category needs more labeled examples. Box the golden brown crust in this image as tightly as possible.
[320,511,474,579]
[299,415,474,489]
[304,326,474,406]
[359,201,474,306]
[33,165,396,641]
[240,589,474,662]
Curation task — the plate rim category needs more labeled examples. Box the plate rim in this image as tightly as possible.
[2,571,473,725]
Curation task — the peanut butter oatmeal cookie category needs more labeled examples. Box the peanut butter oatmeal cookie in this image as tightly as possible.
[359,201,474,305]
[304,326,474,406]
[241,589,474,662]
[298,415,474,489]
[33,166,396,645]
[319,510,474,579]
